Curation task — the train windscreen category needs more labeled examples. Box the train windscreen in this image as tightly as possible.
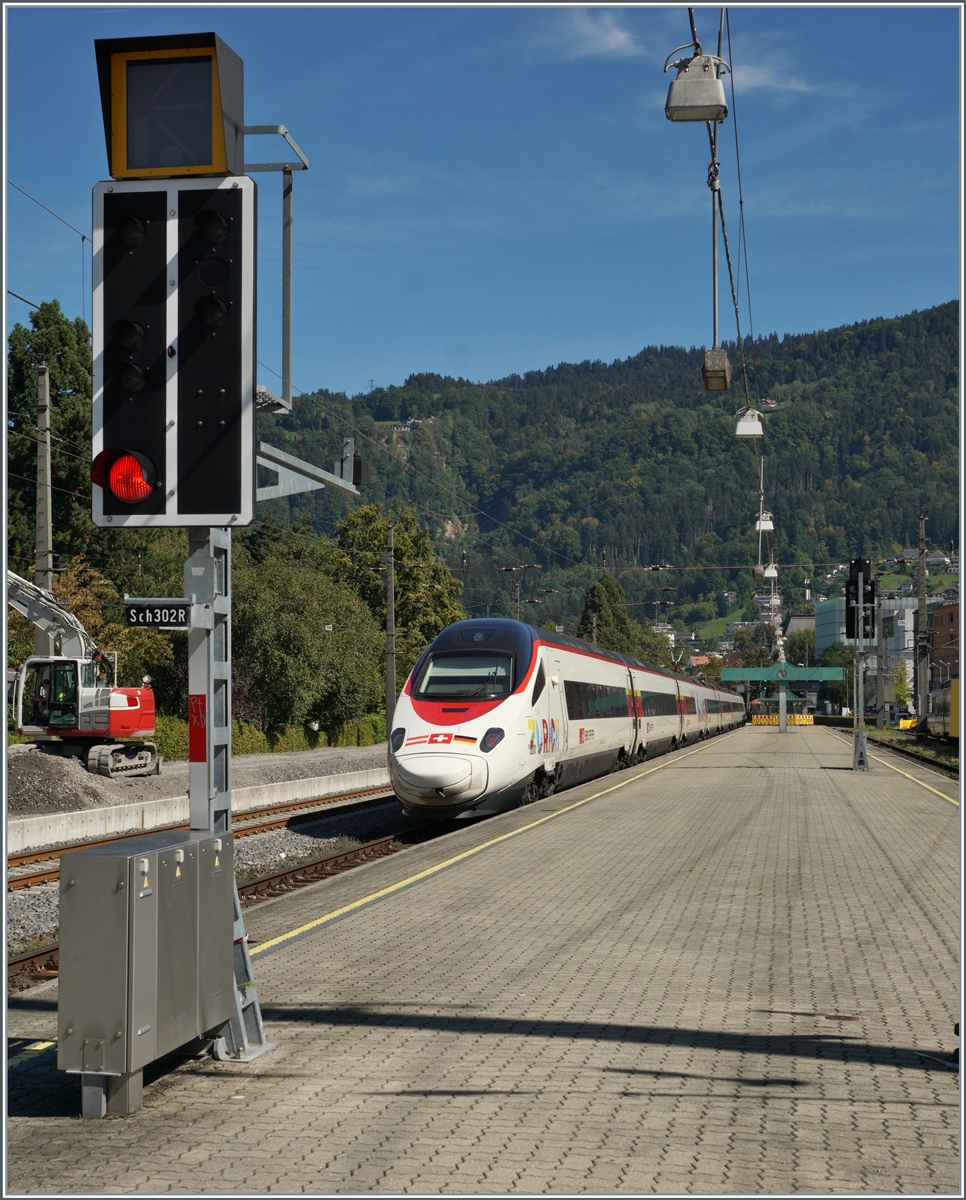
[415,651,514,698]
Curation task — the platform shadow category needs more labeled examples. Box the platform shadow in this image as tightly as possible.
[259,1005,950,1074]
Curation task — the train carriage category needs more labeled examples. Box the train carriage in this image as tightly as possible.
[390,618,745,819]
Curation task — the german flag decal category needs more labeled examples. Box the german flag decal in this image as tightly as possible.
[453,735,477,744]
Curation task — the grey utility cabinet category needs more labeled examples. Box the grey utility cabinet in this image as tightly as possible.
[58,830,234,1080]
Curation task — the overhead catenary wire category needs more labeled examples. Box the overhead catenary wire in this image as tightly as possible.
[8,181,91,327]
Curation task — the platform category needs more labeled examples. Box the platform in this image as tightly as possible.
[7,726,960,1194]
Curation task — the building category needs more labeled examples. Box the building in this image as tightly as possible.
[784,612,815,637]
[814,597,844,657]
[928,601,959,687]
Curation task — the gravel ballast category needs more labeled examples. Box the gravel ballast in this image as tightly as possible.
[6,742,388,818]
[7,798,422,957]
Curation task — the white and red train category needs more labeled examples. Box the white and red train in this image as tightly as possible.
[390,618,745,819]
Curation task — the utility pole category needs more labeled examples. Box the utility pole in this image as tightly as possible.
[592,613,597,646]
[386,523,396,730]
[875,588,885,730]
[35,364,54,655]
[852,562,869,770]
[514,576,521,622]
[282,168,293,408]
[916,511,929,740]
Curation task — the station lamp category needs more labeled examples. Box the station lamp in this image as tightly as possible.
[755,511,775,533]
[735,409,764,438]
[664,47,730,123]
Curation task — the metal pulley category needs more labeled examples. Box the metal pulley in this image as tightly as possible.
[703,347,733,391]
[664,48,730,122]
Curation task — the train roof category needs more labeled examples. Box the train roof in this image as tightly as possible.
[435,619,740,696]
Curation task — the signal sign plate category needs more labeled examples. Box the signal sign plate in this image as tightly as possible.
[124,600,191,630]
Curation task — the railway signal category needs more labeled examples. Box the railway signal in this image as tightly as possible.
[91,34,254,528]
[92,176,255,527]
[846,558,875,640]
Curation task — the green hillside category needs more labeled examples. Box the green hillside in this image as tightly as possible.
[256,301,958,622]
[7,299,959,633]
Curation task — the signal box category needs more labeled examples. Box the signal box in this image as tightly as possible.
[91,176,255,527]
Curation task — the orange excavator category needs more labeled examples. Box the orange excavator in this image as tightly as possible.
[7,571,160,777]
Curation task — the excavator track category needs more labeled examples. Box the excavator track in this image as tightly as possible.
[87,742,160,778]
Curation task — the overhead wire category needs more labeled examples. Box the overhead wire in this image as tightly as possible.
[7,181,91,327]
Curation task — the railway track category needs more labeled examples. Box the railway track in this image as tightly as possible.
[8,823,437,990]
[7,785,396,889]
[863,733,958,779]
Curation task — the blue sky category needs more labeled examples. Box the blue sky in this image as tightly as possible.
[4,4,962,398]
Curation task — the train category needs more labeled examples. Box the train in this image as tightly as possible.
[927,678,959,740]
[389,618,746,819]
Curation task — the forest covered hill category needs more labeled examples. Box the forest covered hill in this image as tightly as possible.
[7,299,959,635]
[256,300,958,620]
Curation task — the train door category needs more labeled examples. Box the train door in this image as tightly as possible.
[551,657,568,758]
[673,678,684,746]
[627,667,640,757]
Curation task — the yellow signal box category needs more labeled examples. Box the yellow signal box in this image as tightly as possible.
[95,33,244,179]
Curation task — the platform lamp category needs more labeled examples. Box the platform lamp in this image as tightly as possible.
[663,12,732,392]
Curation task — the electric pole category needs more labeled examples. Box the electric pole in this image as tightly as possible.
[916,511,929,740]
[386,523,396,731]
[592,613,597,646]
[35,364,54,655]
[876,587,885,730]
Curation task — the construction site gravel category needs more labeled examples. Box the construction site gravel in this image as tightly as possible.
[6,741,388,818]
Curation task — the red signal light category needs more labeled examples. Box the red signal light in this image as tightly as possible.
[91,449,157,503]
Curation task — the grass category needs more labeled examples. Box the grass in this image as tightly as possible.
[865,728,959,773]
[695,606,746,642]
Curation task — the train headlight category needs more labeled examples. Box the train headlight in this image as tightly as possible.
[480,727,505,753]
[390,727,406,753]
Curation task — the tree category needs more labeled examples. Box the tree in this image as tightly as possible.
[232,549,381,735]
[893,658,912,709]
[735,624,773,668]
[7,300,190,600]
[817,641,856,710]
[328,505,466,698]
[7,301,93,575]
[784,627,815,667]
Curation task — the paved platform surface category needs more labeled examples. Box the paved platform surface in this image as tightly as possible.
[7,726,960,1194]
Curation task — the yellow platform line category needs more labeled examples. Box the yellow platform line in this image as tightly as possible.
[251,731,741,958]
[825,729,959,807]
[7,1040,56,1069]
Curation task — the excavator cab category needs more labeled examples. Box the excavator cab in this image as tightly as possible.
[19,659,79,730]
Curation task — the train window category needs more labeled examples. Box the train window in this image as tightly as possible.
[564,680,628,720]
[639,690,677,718]
[415,651,513,698]
[530,661,546,706]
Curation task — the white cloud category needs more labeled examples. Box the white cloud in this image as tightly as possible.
[730,59,815,95]
[551,9,645,60]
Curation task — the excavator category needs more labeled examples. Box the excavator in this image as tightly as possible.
[6,571,160,777]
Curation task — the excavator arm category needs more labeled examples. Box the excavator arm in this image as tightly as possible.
[6,571,99,660]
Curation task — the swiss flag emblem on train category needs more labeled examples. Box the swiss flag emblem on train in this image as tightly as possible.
[428,733,453,744]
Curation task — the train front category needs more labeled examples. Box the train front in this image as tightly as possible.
[389,619,535,818]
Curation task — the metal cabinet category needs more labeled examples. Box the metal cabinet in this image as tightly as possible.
[58,830,233,1077]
